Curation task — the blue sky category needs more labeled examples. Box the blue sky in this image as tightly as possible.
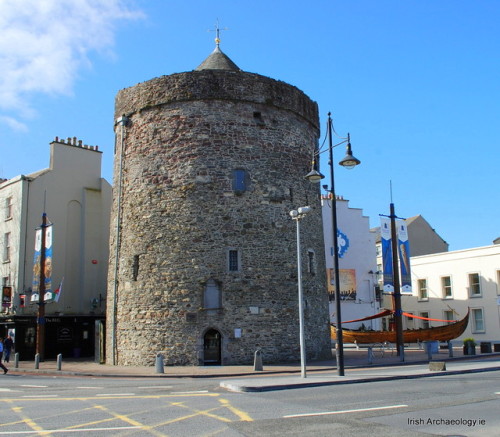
[1,0,498,251]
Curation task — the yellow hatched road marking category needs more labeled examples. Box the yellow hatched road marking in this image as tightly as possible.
[5,400,50,436]
[218,398,253,422]
[93,405,167,437]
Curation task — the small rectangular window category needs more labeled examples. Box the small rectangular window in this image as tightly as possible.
[471,308,485,332]
[417,279,428,300]
[232,169,248,195]
[441,276,452,298]
[228,249,239,272]
[307,250,316,276]
[132,255,139,281]
[5,197,13,220]
[420,311,430,329]
[443,310,454,322]
[3,232,10,262]
[468,273,481,296]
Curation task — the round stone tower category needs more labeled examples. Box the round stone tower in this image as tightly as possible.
[106,43,331,366]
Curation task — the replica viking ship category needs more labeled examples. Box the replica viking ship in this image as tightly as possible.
[330,309,469,344]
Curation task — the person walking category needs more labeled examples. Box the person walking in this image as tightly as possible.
[3,335,13,363]
[0,337,8,374]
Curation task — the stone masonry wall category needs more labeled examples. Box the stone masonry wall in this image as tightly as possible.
[107,69,331,366]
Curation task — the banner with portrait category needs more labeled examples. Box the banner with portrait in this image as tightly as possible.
[380,217,394,292]
[327,268,357,301]
[397,219,412,293]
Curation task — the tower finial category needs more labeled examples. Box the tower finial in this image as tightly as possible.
[210,19,228,48]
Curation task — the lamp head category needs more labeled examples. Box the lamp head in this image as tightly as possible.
[305,169,325,183]
[297,206,311,215]
[339,140,361,170]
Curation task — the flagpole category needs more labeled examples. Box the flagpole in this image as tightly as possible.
[36,213,48,361]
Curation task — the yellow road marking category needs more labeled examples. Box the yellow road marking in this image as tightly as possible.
[218,398,253,422]
[93,405,167,437]
[4,400,51,436]
[0,393,219,402]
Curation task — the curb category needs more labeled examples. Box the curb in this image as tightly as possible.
[220,366,500,392]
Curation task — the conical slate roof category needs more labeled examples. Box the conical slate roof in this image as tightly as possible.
[195,45,240,71]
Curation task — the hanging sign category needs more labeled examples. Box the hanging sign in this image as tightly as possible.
[380,217,394,292]
[397,219,412,293]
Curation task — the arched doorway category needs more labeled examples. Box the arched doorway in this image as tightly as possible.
[203,328,221,365]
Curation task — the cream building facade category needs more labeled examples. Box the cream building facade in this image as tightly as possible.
[0,138,111,359]
[400,244,500,349]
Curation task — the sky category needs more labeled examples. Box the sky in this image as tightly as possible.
[1,0,498,252]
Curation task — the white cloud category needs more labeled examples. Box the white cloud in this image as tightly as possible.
[0,115,28,132]
[0,0,144,122]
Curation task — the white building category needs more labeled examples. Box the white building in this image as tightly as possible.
[322,195,381,330]
[401,244,500,350]
[0,137,111,359]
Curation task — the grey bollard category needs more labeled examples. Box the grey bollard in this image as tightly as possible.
[254,349,263,371]
[34,353,40,369]
[426,343,433,360]
[14,352,19,368]
[399,345,405,362]
[367,347,373,364]
[448,341,453,357]
[57,354,62,371]
[155,353,164,374]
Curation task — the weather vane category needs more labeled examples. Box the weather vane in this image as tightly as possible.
[209,19,229,47]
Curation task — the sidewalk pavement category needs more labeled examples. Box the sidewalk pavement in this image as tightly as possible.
[6,347,500,392]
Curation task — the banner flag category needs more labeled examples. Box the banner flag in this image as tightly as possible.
[54,277,64,302]
[32,221,53,300]
[397,219,412,293]
[32,228,42,293]
[380,217,394,292]
[2,286,12,307]
[44,224,53,293]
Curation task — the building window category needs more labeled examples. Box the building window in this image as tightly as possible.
[406,312,415,330]
[417,279,428,301]
[443,310,454,322]
[5,197,12,220]
[232,169,249,195]
[468,273,481,297]
[471,308,485,333]
[228,249,240,272]
[203,279,221,309]
[3,232,10,262]
[132,255,140,281]
[307,250,316,276]
[420,311,430,329]
[441,276,452,299]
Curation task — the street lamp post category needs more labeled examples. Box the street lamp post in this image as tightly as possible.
[305,112,360,376]
[289,206,312,378]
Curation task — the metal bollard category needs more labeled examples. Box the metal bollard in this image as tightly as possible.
[14,352,19,368]
[155,353,164,374]
[254,349,263,371]
[57,354,62,371]
[399,345,405,362]
[34,353,40,369]
[426,342,433,360]
[448,341,453,357]
[367,347,373,364]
